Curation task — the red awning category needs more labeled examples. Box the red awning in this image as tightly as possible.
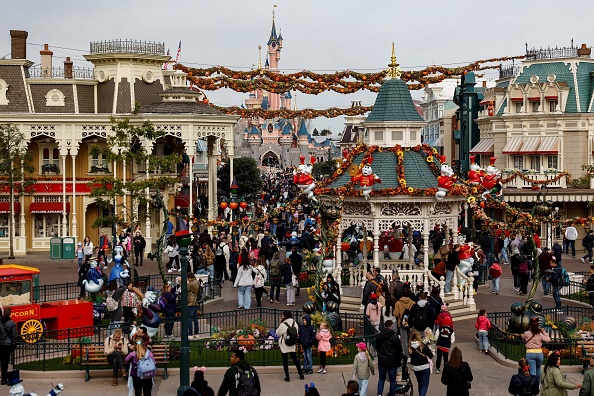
[0,202,20,214]
[29,202,70,213]
[527,97,541,102]
[174,194,190,209]
[545,95,558,100]
[510,97,523,102]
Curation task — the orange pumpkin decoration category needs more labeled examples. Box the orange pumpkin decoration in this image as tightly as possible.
[326,348,333,357]
[237,334,256,346]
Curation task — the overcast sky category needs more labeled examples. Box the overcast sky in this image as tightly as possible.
[3,0,594,133]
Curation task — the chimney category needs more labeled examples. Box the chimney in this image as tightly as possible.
[9,30,28,59]
[64,57,73,79]
[483,80,487,88]
[577,43,591,58]
[40,44,53,78]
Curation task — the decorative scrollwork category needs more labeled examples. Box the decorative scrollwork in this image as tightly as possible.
[431,202,452,216]
[378,219,424,233]
[342,202,371,216]
[430,217,456,230]
[339,217,373,232]
[380,202,421,216]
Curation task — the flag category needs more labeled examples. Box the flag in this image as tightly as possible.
[163,48,171,70]
[174,40,181,63]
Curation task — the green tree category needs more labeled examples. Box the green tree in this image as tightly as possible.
[320,128,331,136]
[217,157,262,202]
[312,160,336,178]
[0,124,35,259]
[88,117,179,283]
[312,128,319,136]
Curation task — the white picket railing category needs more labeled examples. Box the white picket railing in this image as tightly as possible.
[455,267,476,309]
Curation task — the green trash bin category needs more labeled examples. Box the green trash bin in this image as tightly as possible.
[50,237,62,260]
[62,237,75,259]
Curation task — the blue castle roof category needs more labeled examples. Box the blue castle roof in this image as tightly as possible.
[282,123,292,135]
[249,126,260,135]
[298,120,309,136]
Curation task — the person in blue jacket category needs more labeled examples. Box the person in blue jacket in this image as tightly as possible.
[299,314,316,375]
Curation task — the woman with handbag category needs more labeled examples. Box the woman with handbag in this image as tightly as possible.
[441,347,473,396]
[281,258,296,306]
[409,329,433,396]
[522,317,551,384]
[233,256,255,309]
[540,351,581,395]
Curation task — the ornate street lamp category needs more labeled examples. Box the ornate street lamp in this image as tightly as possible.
[174,212,192,396]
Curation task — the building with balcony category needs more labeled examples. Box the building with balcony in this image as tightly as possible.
[475,43,594,241]
[0,31,238,255]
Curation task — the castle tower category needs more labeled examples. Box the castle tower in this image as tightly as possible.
[267,9,281,111]
[248,125,261,159]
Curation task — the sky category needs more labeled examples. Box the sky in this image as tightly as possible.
[3,0,594,135]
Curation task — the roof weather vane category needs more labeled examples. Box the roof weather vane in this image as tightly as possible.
[387,42,402,79]
[273,4,277,19]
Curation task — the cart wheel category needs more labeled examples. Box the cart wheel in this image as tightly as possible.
[20,319,43,343]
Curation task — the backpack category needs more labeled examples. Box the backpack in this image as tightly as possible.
[283,322,298,346]
[136,352,156,379]
[106,292,118,312]
[371,280,384,297]
[236,367,258,396]
[270,261,281,278]
[413,305,428,330]
[586,276,594,292]
[518,260,530,275]
[158,295,167,309]
[558,267,570,287]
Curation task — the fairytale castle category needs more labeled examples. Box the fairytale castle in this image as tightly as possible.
[233,15,334,169]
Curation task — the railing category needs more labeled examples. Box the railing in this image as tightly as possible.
[488,306,594,365]
[526,46,587,60]
[559,280,589,304]
[427,272,446,300]
[499,64,520,79]
[11,308,375,370]
[503,172,566,189]
[28,66,95,79]
[90,40,165,55]
[455,267,476,308]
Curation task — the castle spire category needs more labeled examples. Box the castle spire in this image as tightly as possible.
[268,5,279,45]
[387,42,402,80]
[257,45,262,70]
[293,91,297,111]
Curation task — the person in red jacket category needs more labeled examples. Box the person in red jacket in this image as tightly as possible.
[489,261,503,295]
[475,309,492,354]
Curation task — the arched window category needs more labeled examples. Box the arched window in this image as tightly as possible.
[43,148,50,162]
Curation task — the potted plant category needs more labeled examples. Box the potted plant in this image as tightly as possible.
[71,336,92,358]
[41,163,59,174]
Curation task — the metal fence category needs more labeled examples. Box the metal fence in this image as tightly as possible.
[12,308,374,370]
[89,40,165,55]
[29,66,95,79]
[487,305,594,366]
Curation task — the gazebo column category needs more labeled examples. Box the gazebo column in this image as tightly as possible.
[407,224,415,266]
[373,204,379,268]
[422,220,430,291]
[61,154,68,236]
[452,225,459,245]
[335,234,342,277]
[207,136,217,221]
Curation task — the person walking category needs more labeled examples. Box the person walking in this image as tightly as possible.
[375,320,402,396]
[394,287,415,359]
[565,225,578,258]
[489,260,503,295]
[289,246,303,298]
[253,257,268,307]
[281,258,296,306]
[165,240,180,272]
[441,347,473,396]
[269,252,282,303]
[104,328,129,386]
[187,273,201,338]
[133,231,146,267]
[125,337,156,396]
[351,342,374,396]
[0,307,15,385]
[298,314,315,375]
[582,230,594,264]
[160,283,178,338]
[83,236,94,263]
[204,245,215,281]
[547,257,563,311]
[217,349,261,396]
[435,309,454,375]
[585,264,594,310]
[275,311,304,382]
[76,242,84,268]
[508,358,539,396]
[475,309,492,354]
[409,292,436,333]
[234,257,255,309]
[553,240,563,267]
[539,248,554,296]
[522,317,551,384]
[365,293,382,331]
[214,247,227,286]
[409,329,433,396]
[190,367,215,396]
[315,321,332,374]
[98,232,111,267]
[510,246,521,291]
[540,351,581,395]
[444,244,460,294]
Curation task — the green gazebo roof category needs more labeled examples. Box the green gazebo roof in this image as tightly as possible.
[365,78,424,122]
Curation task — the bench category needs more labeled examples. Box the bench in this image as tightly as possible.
[575,340,594,372]
[83,343,170,381]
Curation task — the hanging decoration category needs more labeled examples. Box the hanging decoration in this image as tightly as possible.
[211,104,374,119]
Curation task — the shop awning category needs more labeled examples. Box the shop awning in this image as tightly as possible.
[537,136,559,154]
[433,134,444,147]
[0,202,20,214]
[29,202,70,213]
[470,138,494,154]
[502,137,524,154]
[518,137,541,154]
[174,194,190,208]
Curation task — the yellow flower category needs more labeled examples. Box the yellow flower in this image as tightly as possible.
[405,147,410,151]
[407,187,414,193]
[337,169,343,174]
[471,187,477,194]
[399,179,406,187]
[378,147,383,152]
[426,156,434,163]
[432,148,438,154]
[467,196,476,203]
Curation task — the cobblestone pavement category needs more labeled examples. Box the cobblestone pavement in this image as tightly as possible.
[7,252,593,395]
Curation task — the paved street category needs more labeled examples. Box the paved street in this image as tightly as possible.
[5,252,593,395]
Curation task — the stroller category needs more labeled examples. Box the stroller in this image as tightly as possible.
[394,354,413,395]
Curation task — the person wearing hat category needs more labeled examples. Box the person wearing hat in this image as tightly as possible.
[365,293,382,331]
[435,305,455,374]
[351,342,374,396]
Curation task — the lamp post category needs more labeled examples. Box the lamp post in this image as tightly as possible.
[219,177,246,249]
[174,212,192,396]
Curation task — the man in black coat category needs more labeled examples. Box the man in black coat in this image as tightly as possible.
[408,292,436,332]
[289,246,303,297]
[376,320,402,396]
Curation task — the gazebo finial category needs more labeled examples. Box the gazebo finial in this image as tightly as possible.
[387,42,402,80]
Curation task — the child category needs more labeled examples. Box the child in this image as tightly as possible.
[489,261,503,295]
[76,242,84,268]
[475,308,492,354]
[434,307,454,374]
[299,314,316,375]
[351,342,374,396]
[315,322,332,374]
[365,293,382,331]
